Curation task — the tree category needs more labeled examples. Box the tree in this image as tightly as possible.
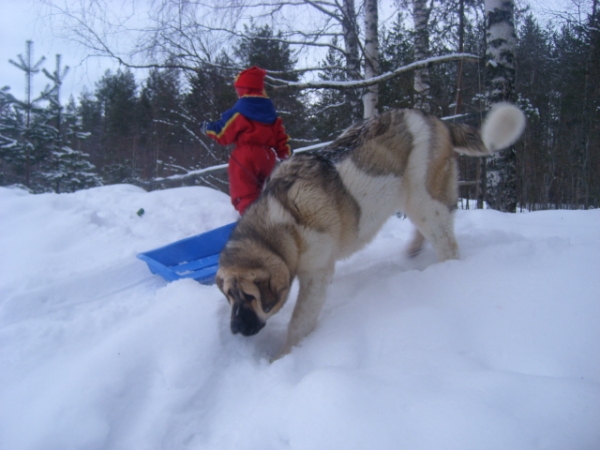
[94,68,140,184]
[234,24,309,140]
[514,14,555,210]
[550,5,600,208]
[41,55,101,193]
[412,0,433,112]
[310,39,355,141]
[184,56,238,169]
[363,0,380,118]
[484,0,518,212]
[42,0,475,120]
[138,67,187,179]
[77,88,104,170]
[378,13,414,111]
[0,41,51,189]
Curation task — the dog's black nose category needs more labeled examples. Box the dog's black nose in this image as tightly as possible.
[230,304,265,336]
[230,318,264,336]
[230,318,243,335]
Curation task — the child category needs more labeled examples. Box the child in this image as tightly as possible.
[201,66,292,215]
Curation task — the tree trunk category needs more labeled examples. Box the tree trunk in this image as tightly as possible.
[412,0,431,113]
[581,0,599,208]
[342,0,363,121]
[363,0,379,119]
[454,0,465,115]
[485,0,518,212]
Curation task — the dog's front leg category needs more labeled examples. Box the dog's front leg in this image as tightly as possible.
[274,268,333,359]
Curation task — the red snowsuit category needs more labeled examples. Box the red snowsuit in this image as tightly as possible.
[205,94,291,214]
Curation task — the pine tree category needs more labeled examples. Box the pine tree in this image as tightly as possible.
[184,55,237,168]
[379,13,415,111]
[138,67,188,178]
[0,41,52,190]
[310,38,355,141]
[550,7,600,209]
[515,14,555,210]
[95,68,140,184]
[234,24,309,141]
[77,89,104,172]
[40,56,101,193]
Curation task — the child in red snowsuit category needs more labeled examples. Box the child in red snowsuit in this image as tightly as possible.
[201,66,292,215]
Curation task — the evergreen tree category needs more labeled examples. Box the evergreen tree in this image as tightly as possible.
[95,68,140,184]
[77,89,104,171]
[184,55,237,168]
[37,55,101,193]
[234,24,309,142]
[310,38,355,141]
[550,9,600,208]
[138,67,188,178]
[0,41,52,190]
[514,14,555,210]
[0,87,10,185]
[379,13,415,111]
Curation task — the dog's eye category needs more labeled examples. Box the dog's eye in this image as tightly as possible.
[243,293,255,303]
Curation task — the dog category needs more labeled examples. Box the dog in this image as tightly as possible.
[216,103,526,358]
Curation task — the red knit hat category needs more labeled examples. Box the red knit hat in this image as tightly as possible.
[234,66,267,90]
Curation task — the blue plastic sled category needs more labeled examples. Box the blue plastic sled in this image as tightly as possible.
[137,222,236,285]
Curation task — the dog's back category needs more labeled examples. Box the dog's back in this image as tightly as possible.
[219,104,525,358]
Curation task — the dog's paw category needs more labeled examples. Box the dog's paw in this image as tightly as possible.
[406,246,423,258]
[270,342,294,363]
[406,230,426,258]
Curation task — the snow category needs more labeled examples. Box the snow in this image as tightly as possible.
[1,184,599,450]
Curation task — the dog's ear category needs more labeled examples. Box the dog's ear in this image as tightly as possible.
[255,279,280,313]
[255,262,291,314]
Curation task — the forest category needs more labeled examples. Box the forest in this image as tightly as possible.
[0,0,598,212]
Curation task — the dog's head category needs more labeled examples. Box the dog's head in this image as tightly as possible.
[216,245,291,336]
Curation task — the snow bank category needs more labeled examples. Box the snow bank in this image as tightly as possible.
[1,185,599,450]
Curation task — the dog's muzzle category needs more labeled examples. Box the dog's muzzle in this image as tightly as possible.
[230,303,265,336]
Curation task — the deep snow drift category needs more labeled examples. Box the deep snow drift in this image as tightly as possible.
[1,184,599,450]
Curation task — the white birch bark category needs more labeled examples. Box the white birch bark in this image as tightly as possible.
[363,0,379,119]
[485,0,517,103]
[484,0,518,212]
[342,0,363,120]
[412,0,431,112]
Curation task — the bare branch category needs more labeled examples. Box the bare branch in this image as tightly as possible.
[269,53,479,90]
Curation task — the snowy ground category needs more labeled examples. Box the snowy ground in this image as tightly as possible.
[1,184,599,450]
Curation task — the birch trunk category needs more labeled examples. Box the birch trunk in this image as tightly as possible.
[342,0,363,120]
[363,0,379,119]
[412,0,431,113]
[484,0,518,212]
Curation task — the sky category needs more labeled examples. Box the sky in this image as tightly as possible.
[0,0,122,102]
[0,0,584,103]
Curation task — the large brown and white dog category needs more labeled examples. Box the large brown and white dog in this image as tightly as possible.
[216,103,526,358]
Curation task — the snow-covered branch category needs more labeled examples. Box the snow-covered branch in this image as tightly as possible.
[269,53,479,90]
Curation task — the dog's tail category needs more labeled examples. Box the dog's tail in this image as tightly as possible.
[449,103,526,157]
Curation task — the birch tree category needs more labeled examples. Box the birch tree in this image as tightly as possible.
[363,0,380,118]
[484,0,518,212]
[412,0,432,112]
[40,0,474,121]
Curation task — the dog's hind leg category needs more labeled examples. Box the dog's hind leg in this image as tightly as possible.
[406,229,426,257]
[406,201,459,262]
[275,266,334,359]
